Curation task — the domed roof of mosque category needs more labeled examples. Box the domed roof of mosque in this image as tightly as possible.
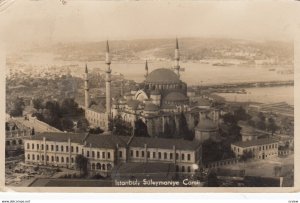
[144,103,159,111]
[196,118,218,131]
[164,92,188,102]
[145,68,180,84]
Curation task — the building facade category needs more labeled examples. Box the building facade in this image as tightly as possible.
[24,132,202,176]
[231,138,279,160]
[83,39,220,137]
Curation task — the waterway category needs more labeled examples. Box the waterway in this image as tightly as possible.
[215,86,294,105]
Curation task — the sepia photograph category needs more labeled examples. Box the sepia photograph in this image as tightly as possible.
[0,0,298,192]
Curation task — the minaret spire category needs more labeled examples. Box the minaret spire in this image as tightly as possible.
[105,40,112,131]
[84,64,89,115]
[145,60,149,78]
[174,38,180,78]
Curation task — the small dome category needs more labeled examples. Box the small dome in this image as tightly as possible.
[144,103,159,111]
[164,92,188,102]
[197,98,211,106]
[145,68,180,84]
[196,118,218,131]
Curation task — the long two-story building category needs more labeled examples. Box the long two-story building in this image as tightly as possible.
[231,138,279,160]
[24,132,202,176]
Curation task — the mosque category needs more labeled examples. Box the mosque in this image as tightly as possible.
[84,39,220,140]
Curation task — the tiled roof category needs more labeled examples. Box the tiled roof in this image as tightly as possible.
[26,132,201,151]
[85,134,130,149]
[26,132,86,143]
[164,92,188,102]
[129,136,201,151]
[232,138,278,148]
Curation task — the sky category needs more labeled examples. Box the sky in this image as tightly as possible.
[0,0,299,51]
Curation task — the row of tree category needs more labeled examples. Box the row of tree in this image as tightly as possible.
[32,98,84,131]
[109,112,194,140]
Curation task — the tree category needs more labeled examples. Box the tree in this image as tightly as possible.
[10,97,25,117]
[77,118,89,132]
[134,119,149,137]
[75,154,88,176]
[162,121,172,138]
[206,171,219,187]
[110,115,132,136]
[256,120,266,131]
[61,118,74,132]
[222,113,236,125]
[221,113,241,141]
[60,98,80,116]
[240,150,253,161]
[234,106,250,121]
[32,98,44,110]
[89,127,104,134]
[267,117,278,135]
[169,116,177,136]
[178,112,190,139]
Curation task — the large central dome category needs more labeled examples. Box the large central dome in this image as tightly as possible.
[145,68,180,84]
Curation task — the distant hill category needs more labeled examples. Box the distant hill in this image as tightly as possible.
[25,38,293,64]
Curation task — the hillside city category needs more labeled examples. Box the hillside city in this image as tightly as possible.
[5,38,294,187]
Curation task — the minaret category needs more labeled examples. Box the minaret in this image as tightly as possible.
[144,60,149,78]
[84,64,89,115]
[105,40,112,131]
[174,38,180,77]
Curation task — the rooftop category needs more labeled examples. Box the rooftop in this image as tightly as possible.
[129,136,201,151]
[25,132,201,151]
[145,68,180,84]
[164,92,188,102]
[232,138,278,148]
[26,132,86,143]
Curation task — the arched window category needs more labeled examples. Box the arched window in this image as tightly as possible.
[102,164,106,171]
[32,154,35,160]
[96,163,101,170]
[92,163,95,170]
[51,156,54,162]
[41,155,44,161]
[182,166,185,172]
[27,154,30,160]
[71,157,74,163]
[66,157,69,163]
[107,163,112,171]
[61,157,64,163]
[18,140,22,145]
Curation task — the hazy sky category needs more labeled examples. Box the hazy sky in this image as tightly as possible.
[0,0,299,50]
